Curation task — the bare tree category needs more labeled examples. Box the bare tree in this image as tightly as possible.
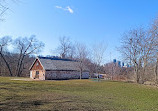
[141,34,157,83]
[0,0,9,21]
[149,17,158,83]
[67,44,76,59]
[56,36,72,58]
[119,28,146,83]
[92,42,106,80]
[14,35,44,76]
[0,0,19,21]
[119,23,158,84]
[0,36,12,76]
[75,43,89,79]
[155,56,158,83]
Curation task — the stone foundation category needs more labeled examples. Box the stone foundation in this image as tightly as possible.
[45,70,89,80]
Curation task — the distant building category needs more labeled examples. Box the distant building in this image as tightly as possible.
[113,59,122,67]
[127,64,130,68]
[117,61,121,67]
[113,59,116,63]
[122,62,124,67]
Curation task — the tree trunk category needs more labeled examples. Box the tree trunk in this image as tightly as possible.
[142,57,148,84]
[0,52,12,76]
[155,58,158,84]
[17,55,25,77]
[136,69,139,83]
[16,53,23,76]
[80,68,82,79]
[135,65,140,83]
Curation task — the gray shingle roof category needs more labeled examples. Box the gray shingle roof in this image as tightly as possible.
[38,57,89,71]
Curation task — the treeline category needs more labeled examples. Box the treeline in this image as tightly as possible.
[0,35,44,77]
[0,35,107,78]
[53,37,132,80]
[52,37,107,79]
[119,17,158,84]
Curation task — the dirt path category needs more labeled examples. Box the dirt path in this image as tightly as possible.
[10,78,34,81]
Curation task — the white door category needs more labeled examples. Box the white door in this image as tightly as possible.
[30,71,33,79]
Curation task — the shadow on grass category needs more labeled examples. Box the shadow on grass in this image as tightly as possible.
[0,99,48,110]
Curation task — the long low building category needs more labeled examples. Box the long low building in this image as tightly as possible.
[29,56,89,80]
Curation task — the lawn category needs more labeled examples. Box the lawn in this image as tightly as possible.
[0,77,158,111]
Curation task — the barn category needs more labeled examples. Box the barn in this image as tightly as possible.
[29,56,89,80]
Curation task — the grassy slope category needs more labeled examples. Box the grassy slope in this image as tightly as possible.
[0,77,158,111]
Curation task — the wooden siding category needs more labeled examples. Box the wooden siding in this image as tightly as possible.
[30,59,45,80]
[31,59,44,70]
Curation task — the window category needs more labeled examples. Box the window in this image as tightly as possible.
[36,71,39,75]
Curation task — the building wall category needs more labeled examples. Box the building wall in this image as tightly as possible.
[30,70,45,80]
[45,70,89,80]
[30,59,45,80]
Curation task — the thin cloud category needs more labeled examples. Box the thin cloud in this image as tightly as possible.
[55,6,62,9]
[55,6,74,14]
[66,6,73,14]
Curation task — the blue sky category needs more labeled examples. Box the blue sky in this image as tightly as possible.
[0,0,158,63]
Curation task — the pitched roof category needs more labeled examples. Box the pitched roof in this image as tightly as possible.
[36,57,89,71]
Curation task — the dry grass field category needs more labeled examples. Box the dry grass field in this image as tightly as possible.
[0,77,158,111]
